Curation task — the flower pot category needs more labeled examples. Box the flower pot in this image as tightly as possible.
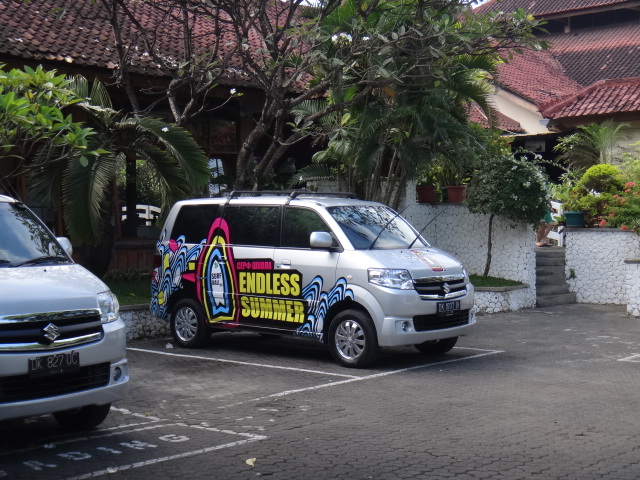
[564,211,585,227]
[445,185,466,203]
[416,185,438,203]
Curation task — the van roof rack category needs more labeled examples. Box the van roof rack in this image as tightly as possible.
[225,190,357,200]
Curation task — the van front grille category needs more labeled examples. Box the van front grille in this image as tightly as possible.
[413,310,470,331]
[0,310,103,352]
[413,275,467,300]
[0,362,110,403]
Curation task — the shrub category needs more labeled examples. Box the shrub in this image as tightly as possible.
[602,182,640,233]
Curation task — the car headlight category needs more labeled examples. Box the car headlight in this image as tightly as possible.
[368,268,414,289]
[463,267,470,284]
[97,291,120,323]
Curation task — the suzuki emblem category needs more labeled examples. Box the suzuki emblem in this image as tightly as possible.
[442,283,451,294]
[43,323,60,342]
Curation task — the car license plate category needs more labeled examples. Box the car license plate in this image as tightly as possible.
[437,300,460,314]
[28,351,80,378]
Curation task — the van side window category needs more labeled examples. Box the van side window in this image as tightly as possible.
[282,207,330,248]
[223,206,278,246]
[172,205,221,243]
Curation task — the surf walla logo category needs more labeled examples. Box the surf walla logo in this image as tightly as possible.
[197,218,238,322]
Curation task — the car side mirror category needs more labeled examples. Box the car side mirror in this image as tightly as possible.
[57,237,73,256]
[309,231,334,249]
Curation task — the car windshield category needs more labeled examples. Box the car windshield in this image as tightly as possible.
[0,202,70,267]
[327,205,430,250]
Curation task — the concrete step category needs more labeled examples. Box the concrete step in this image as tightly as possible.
[536,292,577,307]
[537,283,570,296]
[535,246,566,257]
[537,265,565,276]
[537,256,567,266]
[536,273,566,286]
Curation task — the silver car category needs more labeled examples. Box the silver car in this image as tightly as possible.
[0,195,129,429]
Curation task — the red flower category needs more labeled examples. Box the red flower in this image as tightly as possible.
[625,182,636,188]
[621,225,629,231]
[599,219,607,227]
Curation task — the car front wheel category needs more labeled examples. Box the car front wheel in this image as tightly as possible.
[329,310,379,368]
[53,404,111,430]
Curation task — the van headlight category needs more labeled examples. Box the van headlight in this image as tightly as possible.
[368,268,414,289]
[97,291,120,323]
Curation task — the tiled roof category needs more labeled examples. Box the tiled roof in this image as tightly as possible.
[468,103,525,133]
[474,0,631,16]
[495,48,583,104]
[0,0,290,87]
[545,24,640,85]
[540,77,640,119]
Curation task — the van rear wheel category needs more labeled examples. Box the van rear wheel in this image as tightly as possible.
[170,299,210,348]
[329,310,379,368]
[415,337,458,355]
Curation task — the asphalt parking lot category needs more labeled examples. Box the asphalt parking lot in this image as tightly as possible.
[2,303,640,480]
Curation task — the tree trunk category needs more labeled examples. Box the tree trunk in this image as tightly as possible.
[122,154,137,238]
[483,213,494,277]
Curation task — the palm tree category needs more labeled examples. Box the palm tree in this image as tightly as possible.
[554,120,629,170]
[30,76,210,276]
[293,54,499,208]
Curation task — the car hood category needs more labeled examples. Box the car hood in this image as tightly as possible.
[364,247,466,277]
[0,264,109,317]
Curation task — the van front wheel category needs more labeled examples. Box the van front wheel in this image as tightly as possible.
[329,310,379,368]
[415,337,458,355]
[170,299,210,348]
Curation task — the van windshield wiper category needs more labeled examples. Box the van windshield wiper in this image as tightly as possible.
[11,255,69,267]
[407,209,444,249]
[368,206,408,250]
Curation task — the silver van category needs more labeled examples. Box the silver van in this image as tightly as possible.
[0,195,129,429]
[151,191,475,367]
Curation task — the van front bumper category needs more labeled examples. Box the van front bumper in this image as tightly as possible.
[0,318,130,422]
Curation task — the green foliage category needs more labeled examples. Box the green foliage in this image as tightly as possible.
[29,75,209,244]
[603,181,640,233]
[576,163,625,193]
[554,120,628,170]
[0,64,95,176]
[562,164,625,226]
[466,154,549,226]
[469,275,523,288]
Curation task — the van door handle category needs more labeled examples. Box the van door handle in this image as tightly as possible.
[278,260,291,269]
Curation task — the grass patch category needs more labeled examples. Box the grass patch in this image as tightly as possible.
[104,273,150,306]
[470,274,523,288]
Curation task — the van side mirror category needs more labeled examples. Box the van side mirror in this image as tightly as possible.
[309,231,334,249]
[57,237,73,256]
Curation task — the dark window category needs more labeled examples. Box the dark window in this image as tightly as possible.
[223,206,278,247]
[282,207,331,248]
[172,204,221,243]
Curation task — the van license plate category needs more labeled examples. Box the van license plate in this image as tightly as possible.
[437,300,460,314]
[28,351,80,378]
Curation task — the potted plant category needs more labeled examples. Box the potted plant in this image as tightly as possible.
[415,164,441,203]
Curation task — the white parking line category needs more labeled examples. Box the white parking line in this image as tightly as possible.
[618,353,640,362]
[221,349,503,409]
[127,347,361,378]
[130,346,503,409]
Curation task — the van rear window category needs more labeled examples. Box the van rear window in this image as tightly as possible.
[172,204,221,243]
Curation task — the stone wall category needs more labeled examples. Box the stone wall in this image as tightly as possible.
[565,228,640,311]
[120,305,169,341]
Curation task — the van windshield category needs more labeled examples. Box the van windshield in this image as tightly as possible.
[327,205,430,250]
[0,202,70,267]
